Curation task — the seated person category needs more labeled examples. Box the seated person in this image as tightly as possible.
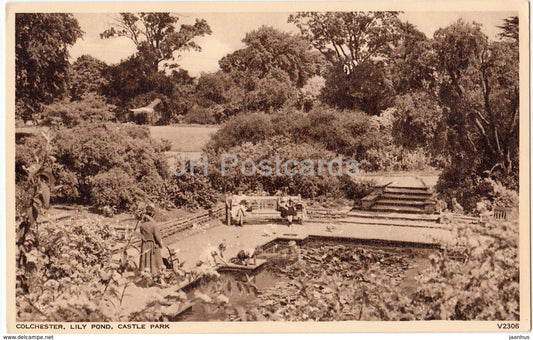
[229,196,249,226]
[278,196,298,226]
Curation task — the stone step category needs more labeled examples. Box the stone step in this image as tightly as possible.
[381,193,433,200]
[376,199,426,207]
[348,210,440,222]
[337,216,443,229]
[384,187,432,195]
[371,204,426,214]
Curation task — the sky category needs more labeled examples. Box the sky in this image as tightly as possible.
[69,11,517,77]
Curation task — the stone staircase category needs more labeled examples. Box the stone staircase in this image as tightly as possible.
[361,182,437,215]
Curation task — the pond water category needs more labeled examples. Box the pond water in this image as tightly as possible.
[177,239,437,321]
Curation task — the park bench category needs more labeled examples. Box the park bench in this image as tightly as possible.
[493,206,510,220]
[225,194,307,226]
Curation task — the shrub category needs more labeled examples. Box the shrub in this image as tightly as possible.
[41,93,116,128]
[89,168,143,211]
[207,136,363,200]
[436,167,518,214]
[15,132,54,217]
[183,106,216,125]
[339,175,375,200]
[206,112,275,153]
[361,145,433,172]
[292,106,379,158]
[17,216,125,321]
[484,178,519,209]
[167,159,218,211]
[206,105,382,160]
[50,122,169,211]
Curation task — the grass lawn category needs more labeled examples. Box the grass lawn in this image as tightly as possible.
[149,125,219,152]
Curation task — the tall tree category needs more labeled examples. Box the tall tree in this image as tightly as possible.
[102,55,195,124]
[101,13,211,72]
[498,16,518,42]
[69,55,109,101]
[16,13,83,122]
[219,26,323,87]
[288,12,402,69]
[219,26,323,113]
[321,59,395,114]
[390,22,436,95]
[289,12,402,114]
[434,20,519,189]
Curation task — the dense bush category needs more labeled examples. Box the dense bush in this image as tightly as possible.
[16,121,221,213]
[207,136,365,200]
[17,216,118,321]
[88,167,143,211]
[183,106,217,125]
[409,215,519,320]
[436,169,518,214]
[338,175,375,200]
[207,106,382,160]
[15,122,170,212]
[392,92,443,151]
[293,106,380,158]
[361,145,433,172]
[41,93,116,128]
[167,159,218,211]
[206,112,276,153]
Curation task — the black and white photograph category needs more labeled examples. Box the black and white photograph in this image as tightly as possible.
[4,0,530,334]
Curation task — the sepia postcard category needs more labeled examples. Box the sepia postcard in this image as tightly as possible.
[4,0,530,335]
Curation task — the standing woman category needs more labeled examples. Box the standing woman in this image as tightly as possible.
[138,204,165,278]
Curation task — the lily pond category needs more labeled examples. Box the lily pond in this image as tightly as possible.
[178,238,437,321]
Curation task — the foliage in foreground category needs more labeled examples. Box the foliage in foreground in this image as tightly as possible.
[16,215,212,322]
[409,215,519,320]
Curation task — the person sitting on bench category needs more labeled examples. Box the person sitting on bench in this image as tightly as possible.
[278,196,297,227]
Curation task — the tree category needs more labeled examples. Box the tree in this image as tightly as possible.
[220,26,323,88]
[100,13,207,124]
[15,13,83,122]
[195,71,245,119]
[218,26,323,113]
[69,55,109,101]
[289,12,402,114]
[299,75,326,111]
[390,22,436,95]
[498,16,518,42]
[392,92,443,150]
[102,55,195,124]
[101,13,211,72]
[321,59,395,114]
[434,19,519,199]
[288,12,402,68]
